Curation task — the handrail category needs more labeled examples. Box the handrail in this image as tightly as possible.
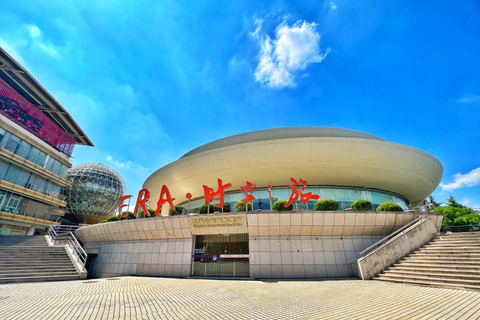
[47,225,87,267]
[441,224,480,233]
[359,214,427,257]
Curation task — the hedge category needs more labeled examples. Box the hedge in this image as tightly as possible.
[376,202,403,212]
[234,200,252,212]
[170,205,186,216]
[314,199,338,211]
[198,204,217,214]
[351,200,372,211]
[272,200,293,211]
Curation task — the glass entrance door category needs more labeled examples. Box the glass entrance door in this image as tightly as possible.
[192,234,249,277]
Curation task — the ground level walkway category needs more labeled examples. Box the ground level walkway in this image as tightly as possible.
[1,277,479,319]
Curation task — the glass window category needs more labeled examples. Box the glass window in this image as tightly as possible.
[27,147,40,164]
[0,160,9,180]
[6,194,22,213]
[52,160,61,175]
[16,170,31,187]
[4,135,20,153]
[0,127,6,142]
[45,156,55,171]
[59,164,68,178]
[26,174,38,190]
[4,165,21,184]
[34,177,47,193]
[16,141,31,158]
[35,151,47,167]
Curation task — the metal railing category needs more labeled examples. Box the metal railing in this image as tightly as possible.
[441,224,480,233]
[47,225,87,267]
[359,214,428,257]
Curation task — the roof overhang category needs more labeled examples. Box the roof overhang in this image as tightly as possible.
[0,47,94,147]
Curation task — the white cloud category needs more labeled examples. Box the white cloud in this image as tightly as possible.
[461,197,471,206]
[440,167,480,191]
[253,20,329,88]
[106,155,113,161]
[26,25,60,58]
[330,2,338,10]
[459,95,480,103]
[27,25,42,38]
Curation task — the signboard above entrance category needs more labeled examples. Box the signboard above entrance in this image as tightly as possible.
[188,214,247,235]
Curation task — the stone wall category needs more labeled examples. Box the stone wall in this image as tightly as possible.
[84,238,193,278]
[249,235,383,278]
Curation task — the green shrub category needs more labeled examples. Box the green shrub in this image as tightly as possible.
[376,202,403,212]
[99,220,107,223]
[351,200,372,211]
[126,211,135,219]
[314,199,338,211]
[106,216,120,222]
[234,200,252,212]
[198,204,217,214]
[453,213,480,226]
[272,200,293,211]
[170,205,186,216]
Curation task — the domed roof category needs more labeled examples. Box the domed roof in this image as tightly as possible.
[63,163,126,217]
[181,127,384,158]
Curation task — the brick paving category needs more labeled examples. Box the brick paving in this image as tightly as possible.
[0,277,479,319]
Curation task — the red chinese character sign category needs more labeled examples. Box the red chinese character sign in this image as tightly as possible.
[285,178,319,209]
[119,177,322,217]
[203,179,232,212]
[240,181,256,212]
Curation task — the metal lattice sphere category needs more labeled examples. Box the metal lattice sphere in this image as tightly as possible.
[63,163,126,217]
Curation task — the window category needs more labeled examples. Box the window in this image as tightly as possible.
[4,135,20,153]
[6,195,22,213]
[4,165,21,184]
[16,170,31,187]
[59,164,68,178]
[0,160,9,180]
[16,141,31,158]
[0,127,6,142]
[52,160,61,175]
[35,151,47,167]
[45,156,55,171]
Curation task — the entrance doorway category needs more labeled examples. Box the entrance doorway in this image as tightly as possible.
[192,234,249,277]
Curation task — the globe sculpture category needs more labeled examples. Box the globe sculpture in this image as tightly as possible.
[62,163,126,224]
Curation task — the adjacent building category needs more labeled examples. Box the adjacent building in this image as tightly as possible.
[0,48,93,235]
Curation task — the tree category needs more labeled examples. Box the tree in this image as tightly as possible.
[436,206,478,227]
[272,200,293,211]
[234,200,252,212]
[198,204,217,214]
[428,195,440,207]
[447,196,465,209]
[170,205,186,216]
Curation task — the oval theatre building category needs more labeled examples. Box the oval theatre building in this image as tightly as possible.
[77,127,444,279]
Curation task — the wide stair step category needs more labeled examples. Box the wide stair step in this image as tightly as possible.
[0,275,80,284]
[0,236,81,284]
[374,231,480,291]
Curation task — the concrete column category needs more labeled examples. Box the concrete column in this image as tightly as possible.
[27,226,35,235]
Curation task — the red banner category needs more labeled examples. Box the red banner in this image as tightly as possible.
[0,79,75,157]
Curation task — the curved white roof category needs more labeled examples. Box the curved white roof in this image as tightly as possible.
[182,127,384,158]
[144,127,443,214]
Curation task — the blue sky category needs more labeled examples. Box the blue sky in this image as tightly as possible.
[1,0,479,209]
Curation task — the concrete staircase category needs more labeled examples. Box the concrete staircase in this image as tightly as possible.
[374,232,480,291]
[0,236,81,284]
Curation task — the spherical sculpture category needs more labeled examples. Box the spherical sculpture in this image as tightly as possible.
[63,163,126,219]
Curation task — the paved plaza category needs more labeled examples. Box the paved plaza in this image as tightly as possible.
[1,277,480,319]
